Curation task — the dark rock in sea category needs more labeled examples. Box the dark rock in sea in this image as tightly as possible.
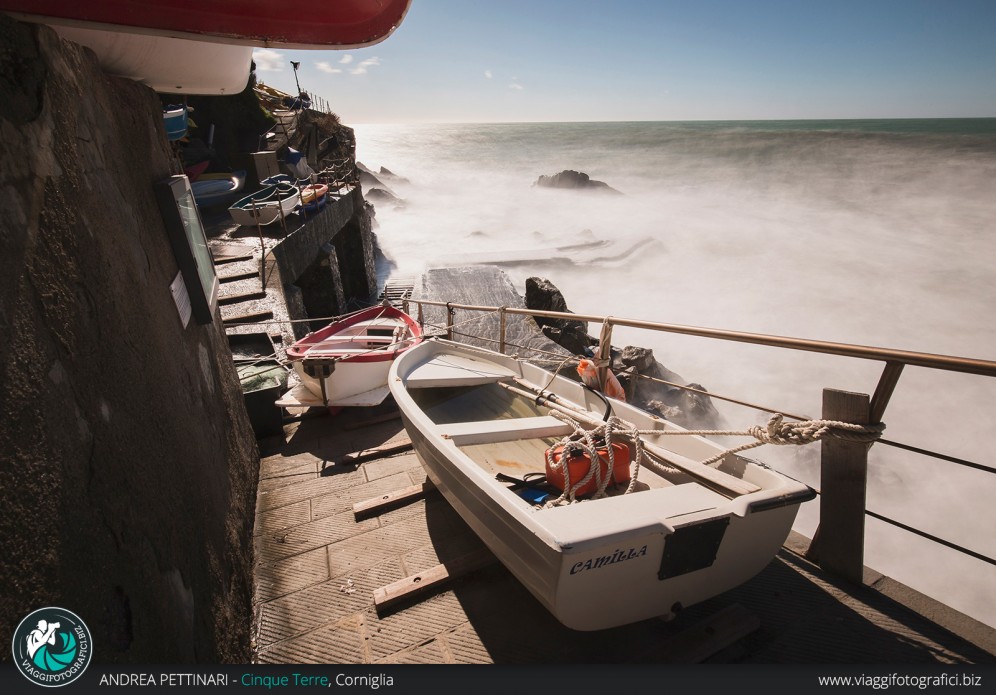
[534,169,621,194]
[378,166,410,184]
[523,275,721,429]
[524,276,597,354]
[366,187,404,206]
[356,161,396,196]
[415,267,574,360]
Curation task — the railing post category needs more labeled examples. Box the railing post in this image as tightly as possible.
[596,318,614,391]
[446,303,454,340]
[499,306,507,354]
[869,361,904,425]
[810,388,871,584]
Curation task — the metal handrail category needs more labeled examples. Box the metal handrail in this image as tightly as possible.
[402,299,996,377]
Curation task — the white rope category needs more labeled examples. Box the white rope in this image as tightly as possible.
[542,412,676,507]
[626,413,885,467]
[538,411,884,506]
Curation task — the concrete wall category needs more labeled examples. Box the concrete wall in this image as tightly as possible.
[271,188,379,331]
[0,18,258,662]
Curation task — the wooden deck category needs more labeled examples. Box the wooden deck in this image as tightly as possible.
[251,403,996,665]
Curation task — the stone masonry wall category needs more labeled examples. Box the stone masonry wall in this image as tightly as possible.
[0,18,258,662]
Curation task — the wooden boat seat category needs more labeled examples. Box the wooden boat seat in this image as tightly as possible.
[405,353,518,389]
[304,336,399,356]
[440,415,573,446]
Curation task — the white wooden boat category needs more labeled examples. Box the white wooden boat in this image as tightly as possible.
[192,170,246,208]
[388,338,816,631]
[228,182,299,226]
[283,305,422,408]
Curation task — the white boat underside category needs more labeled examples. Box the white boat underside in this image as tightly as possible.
[53,26,252,94]
[391,340,812,631]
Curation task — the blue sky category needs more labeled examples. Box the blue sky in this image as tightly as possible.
[252,0,996,124]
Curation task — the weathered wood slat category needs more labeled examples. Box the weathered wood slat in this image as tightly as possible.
[352,480,435,519]
[337,439,413,467]
[222,310,273,325]
[218,270,259,283]
[218,290,267,306]
[212,254,254,265]
[373,547,497,613]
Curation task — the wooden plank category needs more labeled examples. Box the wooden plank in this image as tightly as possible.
[337,440,413,467]
[439,415,573,446]
[816,388,870,584]
[218,290,267,306]
[212,254,254,265]
[222,310,273,325]
[373,547,497,614]
[352,480,435,519]
[643,603,761,663]
[218,270,258,283]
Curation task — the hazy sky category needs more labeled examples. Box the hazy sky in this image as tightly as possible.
[252,0,996,125]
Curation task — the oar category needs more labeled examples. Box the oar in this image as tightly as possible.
[497,380,759,499]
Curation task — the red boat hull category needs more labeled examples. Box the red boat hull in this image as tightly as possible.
[0,0,412,48]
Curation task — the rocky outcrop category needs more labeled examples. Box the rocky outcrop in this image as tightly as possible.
[523,276,721,429]
[377,166,410,184]
[357,162,405,207]
[534,170,621,194]
[524,277,596,355]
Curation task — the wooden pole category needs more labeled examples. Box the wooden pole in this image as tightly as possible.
[812,388,871,584]
[499,306,507,354]
[596,318,613,392]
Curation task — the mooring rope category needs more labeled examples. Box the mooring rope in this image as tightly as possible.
[539,410,885,506]
[635,413,885,467]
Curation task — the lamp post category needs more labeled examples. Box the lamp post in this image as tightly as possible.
[290,61,302,97]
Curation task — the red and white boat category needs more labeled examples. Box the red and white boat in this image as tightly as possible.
[282,305,422,408]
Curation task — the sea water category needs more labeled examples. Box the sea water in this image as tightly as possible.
[353,119,996,628]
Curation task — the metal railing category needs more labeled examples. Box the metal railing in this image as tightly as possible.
[401,297,996,581]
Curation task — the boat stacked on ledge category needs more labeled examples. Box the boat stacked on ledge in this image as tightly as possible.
[279,305,423,408]
[388,338,815,631]
[299,183,329,214]
[228,181,300,226]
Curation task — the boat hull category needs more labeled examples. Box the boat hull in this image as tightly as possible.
[390,339,815,631]
[2,0,413,49]
[228,184,299,226]
[287,306,422,407]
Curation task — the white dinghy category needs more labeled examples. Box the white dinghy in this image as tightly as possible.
[389,338,816,631]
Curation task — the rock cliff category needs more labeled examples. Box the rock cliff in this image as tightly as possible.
[0,17,257,663]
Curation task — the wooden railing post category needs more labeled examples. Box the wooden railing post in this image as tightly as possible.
[596,318,613,391]
[811,388,871,584]
[499,306,507,354]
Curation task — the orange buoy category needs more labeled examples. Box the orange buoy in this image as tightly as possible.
[545,441,631,497]
[576,358,627,401]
